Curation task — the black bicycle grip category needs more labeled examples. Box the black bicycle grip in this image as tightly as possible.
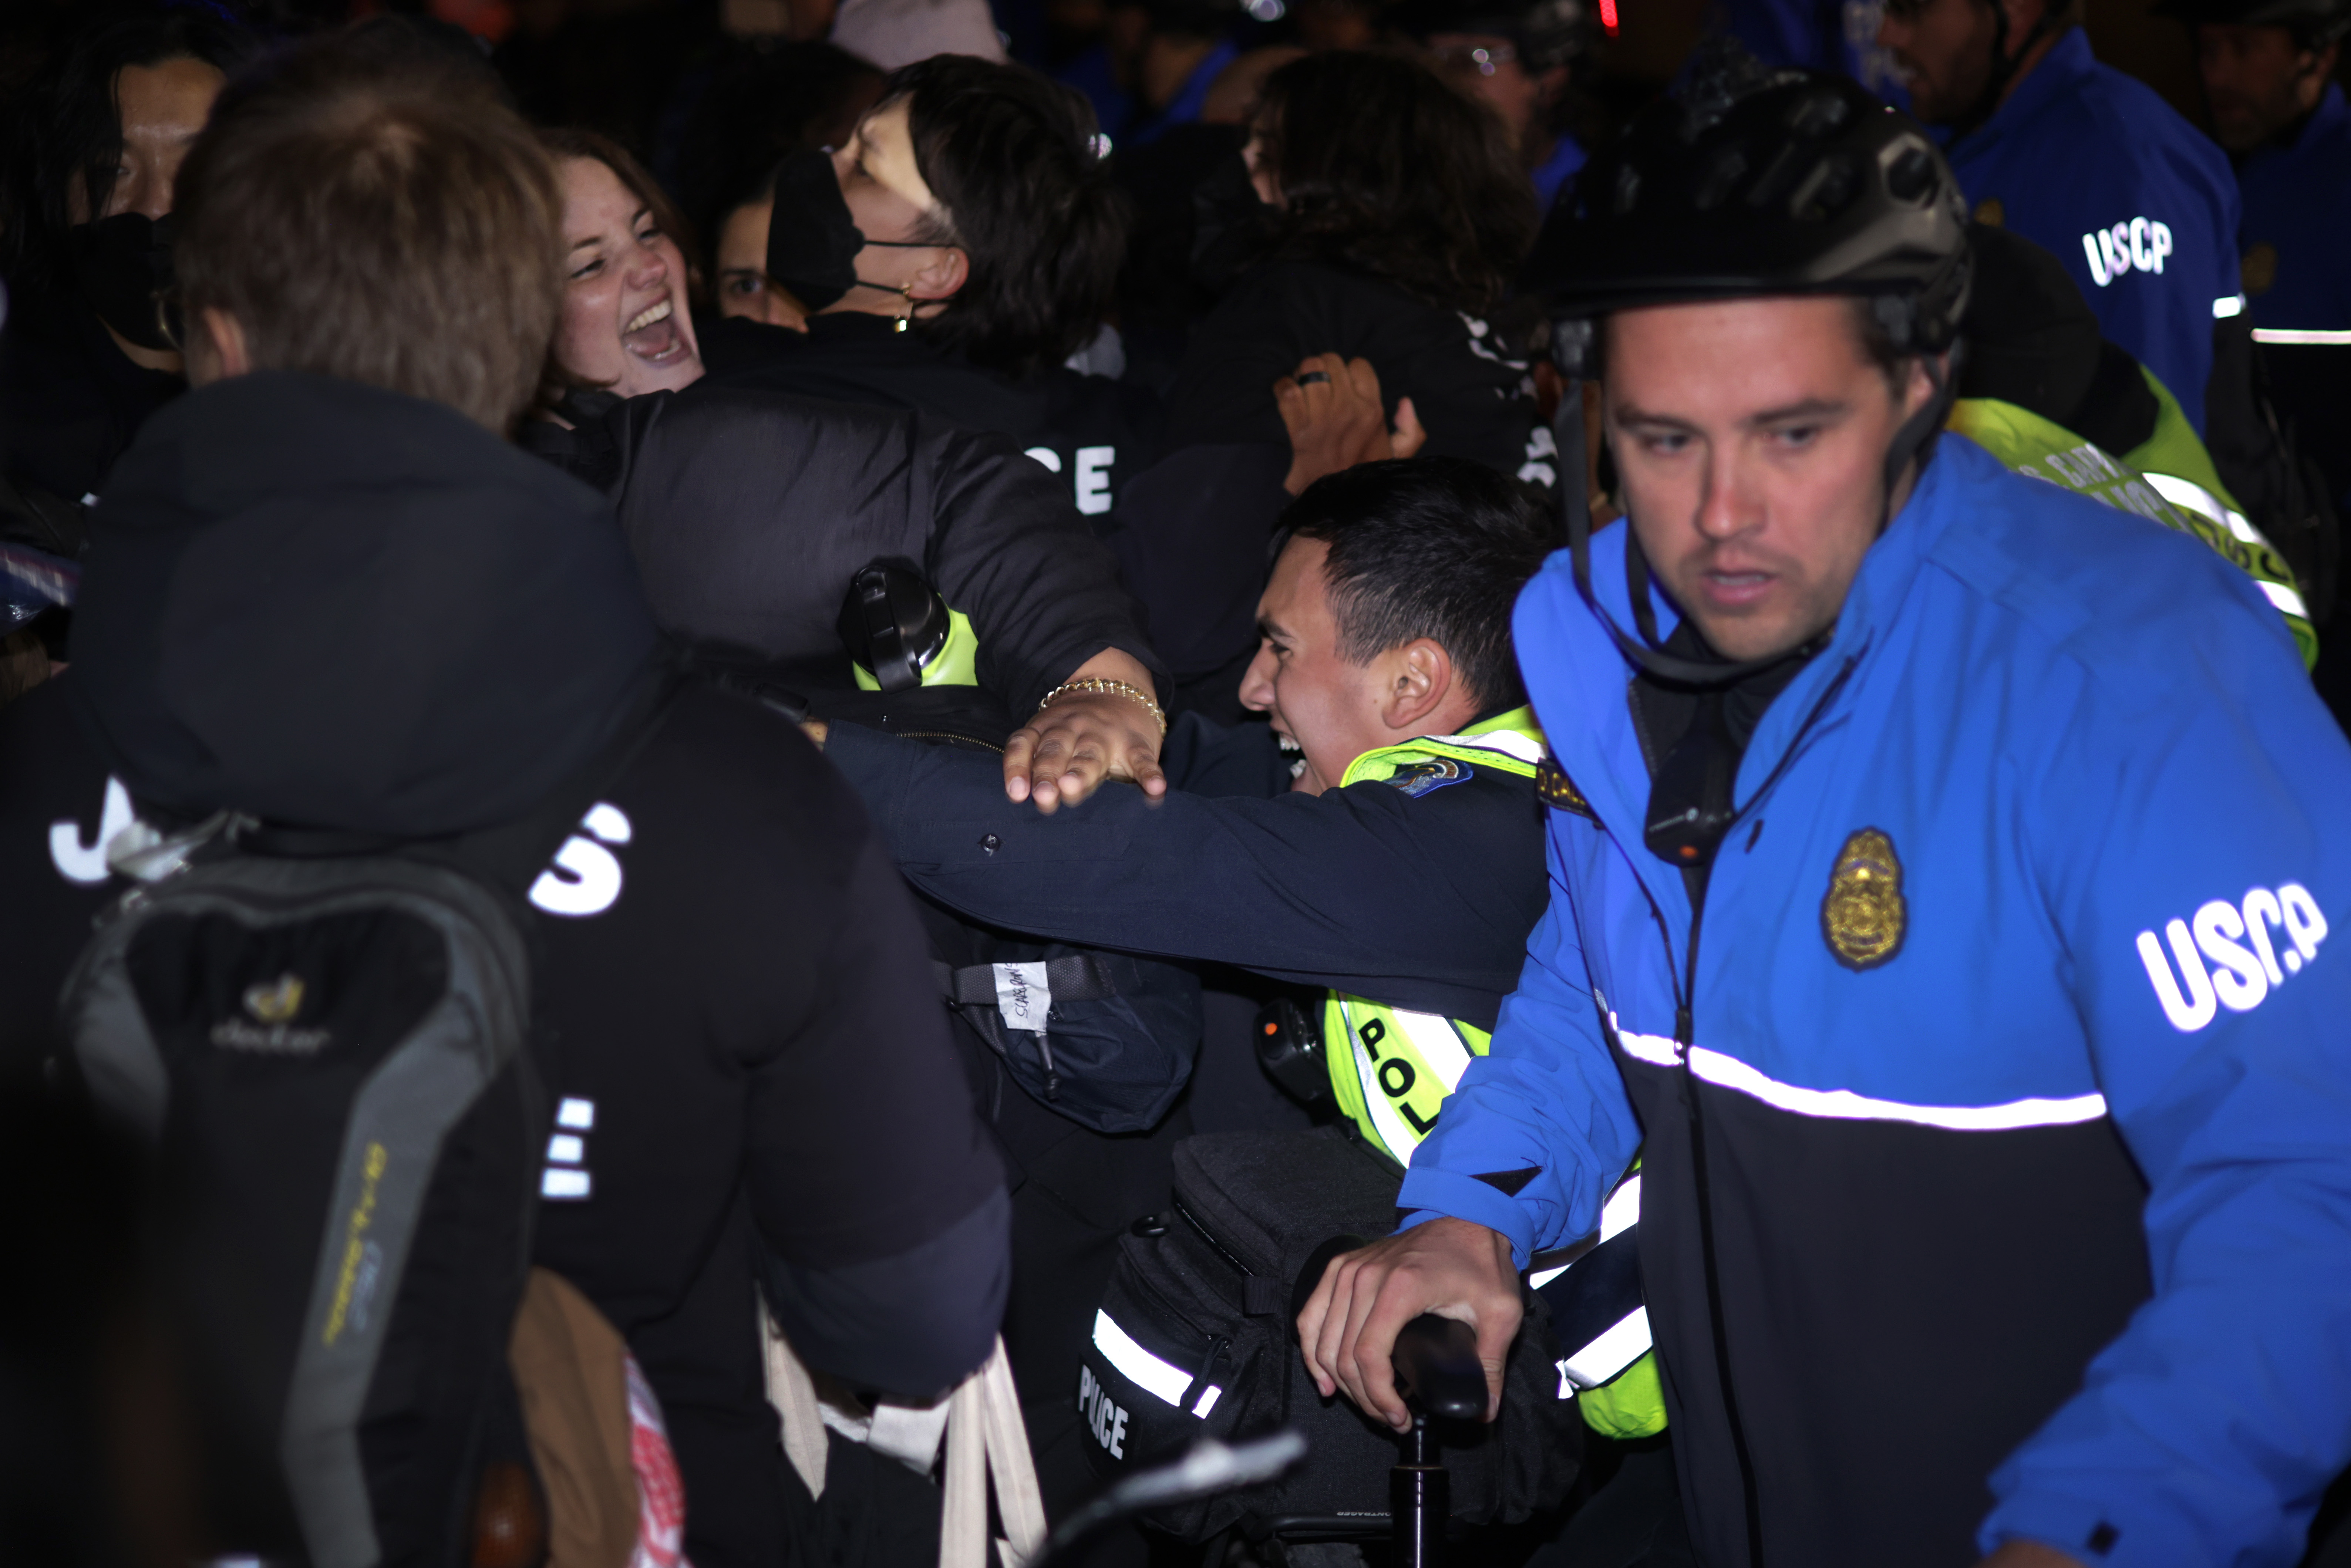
[1389,1315,1485,1423]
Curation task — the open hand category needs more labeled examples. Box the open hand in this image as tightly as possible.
[1003,649,1169,812]
[1276,353,1425,496]
[1296,1216,1519,1431]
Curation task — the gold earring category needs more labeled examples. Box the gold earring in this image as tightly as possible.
[895,284,915,332]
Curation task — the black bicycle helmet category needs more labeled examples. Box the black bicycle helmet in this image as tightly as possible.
[1529,45,1973,685]
[2152,0,2350,43]
[1528,44,1971,377]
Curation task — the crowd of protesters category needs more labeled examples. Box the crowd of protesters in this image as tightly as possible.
[1,0,2348,1566]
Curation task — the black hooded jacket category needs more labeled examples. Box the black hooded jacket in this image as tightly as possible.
[0,372,1009,1568]
[521,375,1162,714]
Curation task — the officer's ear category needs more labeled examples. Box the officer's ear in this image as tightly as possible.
[1381,638,1454,735]
[187,307,251,387]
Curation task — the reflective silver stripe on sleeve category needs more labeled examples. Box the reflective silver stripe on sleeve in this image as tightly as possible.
[1605,1013,2106,1130]
[1418,729,1548,766]
[2259,579,2311,618]
[1092,1310,1221,1416]
[2213,294,2247,318]
[2139,472,2267,547]
[2253,327,2351,345]
[1529,1173,1640,1291]
[1559,1306,1652,1390]
[1388,1009,1474,1094]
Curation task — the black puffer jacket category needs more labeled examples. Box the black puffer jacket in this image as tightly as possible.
[700,312,1164,519]
[523,378,1162,715]
[1,371,1009,1568]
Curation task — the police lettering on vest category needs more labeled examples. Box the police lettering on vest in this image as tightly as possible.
[1316,714,1669,1440]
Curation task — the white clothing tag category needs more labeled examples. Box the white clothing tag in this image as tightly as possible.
[993,961,1052,1032]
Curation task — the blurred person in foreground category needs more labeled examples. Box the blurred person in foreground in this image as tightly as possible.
[0,30,1010,1567]
[0,8,254,511]
[1300,56,2351,1568]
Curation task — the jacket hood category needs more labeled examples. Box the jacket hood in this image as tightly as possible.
[73,371,661,837]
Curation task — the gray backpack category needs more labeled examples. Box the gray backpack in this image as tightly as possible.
[59,688,671,1567]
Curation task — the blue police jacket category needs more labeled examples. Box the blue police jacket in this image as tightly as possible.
[1944,30,2243,435]
[1398,435,2351,1567]
[2239,82,2351,331]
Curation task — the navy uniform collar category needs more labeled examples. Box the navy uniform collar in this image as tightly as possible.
[1948,28,2098,162]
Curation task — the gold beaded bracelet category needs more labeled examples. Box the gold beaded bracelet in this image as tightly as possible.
[1037,677,1169,735]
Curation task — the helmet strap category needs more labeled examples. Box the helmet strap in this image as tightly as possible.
[1876,344,1961,532]
[1945,0,2065,148]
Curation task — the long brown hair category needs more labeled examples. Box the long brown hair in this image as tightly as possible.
[1253,50,1536,312]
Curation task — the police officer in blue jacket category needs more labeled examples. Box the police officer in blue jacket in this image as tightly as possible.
[1300,55,2351,1568]
[2167,0,2351,504]
[1877,0,2244,434]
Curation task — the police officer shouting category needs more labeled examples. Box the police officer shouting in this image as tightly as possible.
[1300,61,2351,1568]
[802,455,1665,1438]
[1878,0,2243,434]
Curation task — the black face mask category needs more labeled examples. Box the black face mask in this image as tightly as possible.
[764,147,936,314]
[74,212,179,353]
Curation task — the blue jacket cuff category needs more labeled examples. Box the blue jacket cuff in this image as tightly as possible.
[1981,1483,2232,1568]
[1395,1166,1539,1268]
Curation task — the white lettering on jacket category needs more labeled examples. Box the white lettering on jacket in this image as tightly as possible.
[2081,216,2174,287]
[50,776,138,884]
[1077,1364,1131,1459]
[1023,444,1117,515]
[2136,882,2327,1032]
[541,1097,595,1201]
[528,802,631,918]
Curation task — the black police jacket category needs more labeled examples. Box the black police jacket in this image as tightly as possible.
[821,712,1548,1026]
[0,372,1009,1568]
[522,374,1162,717]
[698,311,1164,520]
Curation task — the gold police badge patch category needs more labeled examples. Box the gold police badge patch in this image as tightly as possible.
[1536,756,1595,819]
[2243,242,2278,297]
[1820,828,1906,971]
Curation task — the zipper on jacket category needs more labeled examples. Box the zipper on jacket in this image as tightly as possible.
[1171,1194,1256,1277]
[1655,653,1859,1568]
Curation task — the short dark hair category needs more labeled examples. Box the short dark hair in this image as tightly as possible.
[884,55,1128,378]
[1283,456,1553,712]
[1254,50,1537,313]
[0,7,259,289]
[174,28,565,432]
